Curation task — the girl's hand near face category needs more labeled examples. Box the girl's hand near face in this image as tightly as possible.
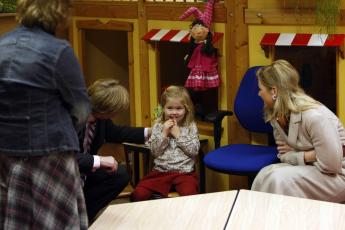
[276,141,295,154]
[170,119,180,138]
[163,119,174,137]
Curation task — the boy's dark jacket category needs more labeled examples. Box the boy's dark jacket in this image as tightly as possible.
[77,119,145,174]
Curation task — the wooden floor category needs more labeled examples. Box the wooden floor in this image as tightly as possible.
[109,196,131,205]
[94,184,132,221]
[117,184,133,199]
[96,183,181,221]
[96,143,133,206]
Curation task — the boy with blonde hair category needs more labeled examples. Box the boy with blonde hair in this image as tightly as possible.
[77,78,151,222]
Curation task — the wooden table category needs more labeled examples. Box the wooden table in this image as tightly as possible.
[89,191,238,230]
[90,189,345,229]
[225,190,345,230]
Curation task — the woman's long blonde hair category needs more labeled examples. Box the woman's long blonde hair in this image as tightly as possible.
[16,0,72,34]
[88,79,129,114]
[158,86,195,126]
[256,59,320,122]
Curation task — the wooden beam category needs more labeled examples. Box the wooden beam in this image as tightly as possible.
[245,8,315,25]
[227,0,250,144]
[138,0,151,127]
[128,31,136,125]
[226,0,250,190]
[77,28,86,82]
[73,1,138,18]
[338,44,345,59]
[145,3,227,22]
[76,19,133,31]
[73,1,226,22]
[245,8,345,26]
[0,13,17,35]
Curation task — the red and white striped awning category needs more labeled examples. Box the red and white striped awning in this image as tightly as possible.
[261,33,345,47]
[142,29,223,44]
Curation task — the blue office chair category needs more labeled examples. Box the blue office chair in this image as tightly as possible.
[204,66,279,187]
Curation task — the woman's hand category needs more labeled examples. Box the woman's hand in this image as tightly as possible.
[276,141,295,154]
[304,150,316,164]
[163,119,174,137]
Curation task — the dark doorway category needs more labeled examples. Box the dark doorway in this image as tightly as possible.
[275,46,336,113]
[84,29,130,125]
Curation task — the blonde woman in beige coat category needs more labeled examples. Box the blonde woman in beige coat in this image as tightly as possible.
[251,59,345,203]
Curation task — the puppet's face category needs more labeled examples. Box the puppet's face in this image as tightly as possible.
[190,24,209,43]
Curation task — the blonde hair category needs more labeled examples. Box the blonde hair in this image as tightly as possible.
[16,0,72,34]
[257,59,320,122]
[88,79,129,114]
[158,86,194,126]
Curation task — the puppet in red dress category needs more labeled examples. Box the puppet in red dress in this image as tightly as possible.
[179,0,219,91]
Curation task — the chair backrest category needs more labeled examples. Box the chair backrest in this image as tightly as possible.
[234,66,273,134]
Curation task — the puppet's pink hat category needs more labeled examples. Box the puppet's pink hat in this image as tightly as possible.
[179,0,215,28]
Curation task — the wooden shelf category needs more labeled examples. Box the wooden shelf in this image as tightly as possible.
[245,8,345,26]
[245,8,315,25]
[73,1,226,22]
[0,13,16,18]
[0,13,17,35]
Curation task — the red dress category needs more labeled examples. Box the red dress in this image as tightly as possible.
[185,43,220,91]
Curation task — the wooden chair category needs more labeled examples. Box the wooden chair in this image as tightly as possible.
[123,139,208,198]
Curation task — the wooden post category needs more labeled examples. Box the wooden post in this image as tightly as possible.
[225,0,251,190]
[138,0,151,127]
[0,13,17,35]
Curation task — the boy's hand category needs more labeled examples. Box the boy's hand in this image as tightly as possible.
[100,156,118,173]
[147,127,152,137]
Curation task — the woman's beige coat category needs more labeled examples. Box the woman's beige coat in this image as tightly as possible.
[252,105,345,202]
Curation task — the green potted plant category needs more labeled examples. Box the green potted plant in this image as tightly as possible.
[283,0,341,33]
[315,0,341,33]
[153,104,163,122]
[0,0,17,13]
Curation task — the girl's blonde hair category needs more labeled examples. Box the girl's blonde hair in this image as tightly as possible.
[158,86,194,126]
[88,79,129,114]
[257,59,320,122]
[16,0,72,34]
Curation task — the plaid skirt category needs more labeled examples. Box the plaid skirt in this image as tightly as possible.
[0,152,88,230]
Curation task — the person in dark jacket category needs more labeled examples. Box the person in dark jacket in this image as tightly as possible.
[0,0,90,229]
[77,78,151,222]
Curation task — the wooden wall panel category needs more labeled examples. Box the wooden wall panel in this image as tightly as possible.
[138,0,151,127]
[226,0,250,190]
[0,14,17,35]
[73,2,138,18]
[145,4,227,22]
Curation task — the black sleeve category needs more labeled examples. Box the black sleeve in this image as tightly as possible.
[76,128,94,174]
[104,119,145,144]
[76,152,94,174]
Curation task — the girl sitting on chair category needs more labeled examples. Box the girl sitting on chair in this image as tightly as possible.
[131,86,200,201]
